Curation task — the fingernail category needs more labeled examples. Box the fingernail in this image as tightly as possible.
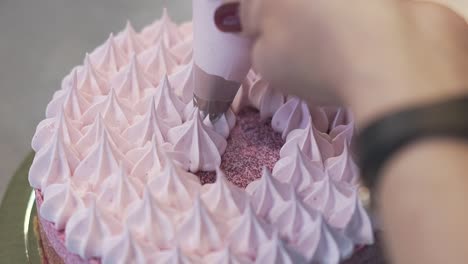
[214,2,242,32]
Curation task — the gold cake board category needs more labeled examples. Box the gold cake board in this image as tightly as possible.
[0,152,41,263]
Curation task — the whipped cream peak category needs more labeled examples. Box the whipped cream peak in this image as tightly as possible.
[151,75,185,125]
[127,186,175,248]
[178,21,193,39]
[91,33,128,75]
[280,122,323,162]
[271,97,311,139]
[171,36,193,66]
[270,186,317,239]
[328,191,374,245]
[294,215,341,264]
[128,135,165,182]
[167,110,227,172]
[148,154,201,210]
[344,194,374,245]
[182,100,197,121]
[245,167,290,218]
[150,246,192,264]
[137,39,179,85]
[32,120,58,152]
[73,125,133,190]
[161,148,193,172]
[32,108,83,152]
[81,88,135,132]
[302,174,356,219]
[125,140,153,165]
[256,230,307,264]
[327,107,354,131]
[123,92,170,147]
[203,246,253,264]
[177,195,223,256]
[116,21,145,57]
[80,53,109,96]
[310,128,336,161]
[325,144,359,185]
[110,54,154,104]
[335,128,354,154]
[65,198,122,259]
[203,108,236,138]
[328,122,355,157]
[227,202,271,257]
[273,145,324,193]
[29,124,80,190]
[46,69,92,119]
[98,162,143,216]
[201,167,247,219]
[308,106,330,134]
[168,60,194,103]
[248,78,285,120]
[76,114,133,157]
[310,112,355,161]
[101,227,148,264]
[141,8,183,48]
[40,181,85,230]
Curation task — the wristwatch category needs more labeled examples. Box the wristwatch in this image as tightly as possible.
[357,95,468,193]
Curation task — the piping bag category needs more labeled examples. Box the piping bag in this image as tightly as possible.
[192,0,251,122]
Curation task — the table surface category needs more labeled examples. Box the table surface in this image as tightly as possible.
[0,0,191,202]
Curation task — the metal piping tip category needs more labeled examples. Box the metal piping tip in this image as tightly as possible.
[192,64,240,123]
[193,94,233,123]
[200,111,223,123]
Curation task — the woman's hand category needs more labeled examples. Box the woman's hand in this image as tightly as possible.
[239,0,468,126]
[238,2,468,263]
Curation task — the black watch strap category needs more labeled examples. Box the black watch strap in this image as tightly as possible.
[357,95,468,192]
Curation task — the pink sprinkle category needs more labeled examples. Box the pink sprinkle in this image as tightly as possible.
[196,108,284,188]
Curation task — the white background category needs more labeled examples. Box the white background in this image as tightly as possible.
[0,0,192,201]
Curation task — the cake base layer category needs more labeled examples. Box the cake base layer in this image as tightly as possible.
[36,190,97,264]
[37,216,64,264]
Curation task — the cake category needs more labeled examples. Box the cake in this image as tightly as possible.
[29,9,374,264]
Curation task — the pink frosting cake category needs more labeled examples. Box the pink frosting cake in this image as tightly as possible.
[29,9,374,264]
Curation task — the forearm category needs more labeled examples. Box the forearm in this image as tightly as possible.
[240,0,468,261]
[345,9,468,259]
[378,139,468,263]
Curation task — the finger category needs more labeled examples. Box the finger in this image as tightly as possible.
[251,36,272,83]
[239,0,264,37]
[214,2,243,32]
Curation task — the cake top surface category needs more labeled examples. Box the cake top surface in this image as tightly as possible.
[29,8,373,264]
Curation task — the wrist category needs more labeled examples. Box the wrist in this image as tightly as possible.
[345,72,468,128]
[357,95,468,192]
[342,3,468,128]
[346,57,468,129]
